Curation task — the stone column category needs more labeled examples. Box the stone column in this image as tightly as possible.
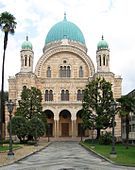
[54,114,59,138]
[54,120,57,138]
[71,114,77,138]
[53,119,60,138]
[56,120,60,137]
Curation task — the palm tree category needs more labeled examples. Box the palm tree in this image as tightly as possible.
[0,12,17,141]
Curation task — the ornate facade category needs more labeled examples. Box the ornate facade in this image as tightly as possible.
[6,15,122,139]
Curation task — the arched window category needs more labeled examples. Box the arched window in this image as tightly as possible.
[61,90,69,101]
[21,55,23,67]
[45,90,53,101]
[99,55,101,66]
[59,66,71,78]
[59,66,63,77]
[63,66,66,77]
[23,85,27,89]
[77,90,84,101]
[45,90,49,101]
[29,56,31,66]
[47,66,51,77]
[79,66,83,77]
[24,55,27,66]
[61,90,65,101]
[77,90,81,100]
[106,55,109,66]
[103,54,106,66]
[67,66,71,77]
[49,90,53,101]
[65,90,69,101]
[82,90,84,99]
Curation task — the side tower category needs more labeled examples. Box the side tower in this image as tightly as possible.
[94,36,122,137]
[20,36,34,73]
[96,35,110,72]
[8,36,36,102]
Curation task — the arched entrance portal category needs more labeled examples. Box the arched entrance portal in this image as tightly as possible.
[59,110,71,137]
[76,110,89,137]
[76,110,84,137]
[43,110,54,137]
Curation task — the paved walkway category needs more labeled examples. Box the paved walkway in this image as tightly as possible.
[0,141,135,170]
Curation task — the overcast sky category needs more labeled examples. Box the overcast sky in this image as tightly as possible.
[0,0,135,95]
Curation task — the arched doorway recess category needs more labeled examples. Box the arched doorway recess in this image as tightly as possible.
[76,110,89,137]
[59,110,71,137]
[43,110,54,137]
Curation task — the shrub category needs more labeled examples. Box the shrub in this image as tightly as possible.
[7,116,29,143]
[28,117,45,141]
[99,131,112,145]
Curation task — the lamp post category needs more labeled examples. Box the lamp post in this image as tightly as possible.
[110,100,117,158]
[80,124,83,142]
[91,126,94,147]
[6,100,14,157]
[48,124,50,142]
[34,127,38,146]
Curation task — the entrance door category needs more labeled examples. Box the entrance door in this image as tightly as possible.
[78,123,85,137]
[46,123,53,137]
[61,123,69,137]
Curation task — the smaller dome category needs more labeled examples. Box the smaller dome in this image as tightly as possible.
[97,35,108,50]
[21,36,33,50]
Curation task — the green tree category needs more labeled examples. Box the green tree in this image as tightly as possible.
[82,77,114,139]
[117,95,135,149]
[7,116,28,143]
[28,117,45,141]
[16,86,43,120]
[0,12,17,140]
[16,86,46,141]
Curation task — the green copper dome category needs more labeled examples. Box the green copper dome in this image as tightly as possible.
[45,14,85,45]
[21,36,33,50]
[97,35,108,50]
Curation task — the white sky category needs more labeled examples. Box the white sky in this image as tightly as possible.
[0,0,135,95]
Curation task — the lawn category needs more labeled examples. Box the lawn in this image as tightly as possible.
[81,141,135,166]
[0,144,21,152]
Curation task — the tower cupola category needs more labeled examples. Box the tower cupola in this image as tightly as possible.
[21,36,33,50]
[20,36,34,73]
[96,36,110,72]
[97,35,109,50]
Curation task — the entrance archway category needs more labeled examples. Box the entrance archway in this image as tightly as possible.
[76,110,88,137]
[43,110,54,137]
[59,110,71,137]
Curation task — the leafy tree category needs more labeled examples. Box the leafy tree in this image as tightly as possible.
[28,117,45,141]
[82,77,114,139]
[16,86,47,141]
[0,12,17,140]
[7,116,28,143]
[16,86,43,120]
[117,95,135,149]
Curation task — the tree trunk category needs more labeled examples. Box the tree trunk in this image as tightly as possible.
[125,114,129,149]
[96,128,101,139]
[0,31,8,142]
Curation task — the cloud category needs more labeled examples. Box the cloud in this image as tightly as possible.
[0,0,135,95]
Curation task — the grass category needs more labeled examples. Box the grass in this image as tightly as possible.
[0,144,21,152]
[82,141,135,166]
